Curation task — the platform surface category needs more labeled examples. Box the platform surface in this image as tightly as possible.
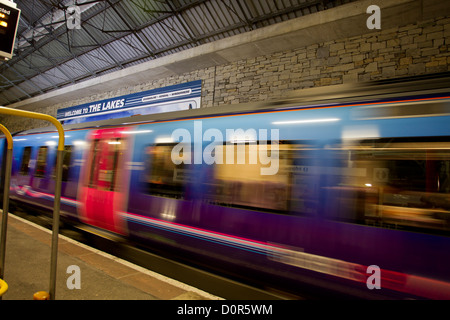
[0,213,222,300]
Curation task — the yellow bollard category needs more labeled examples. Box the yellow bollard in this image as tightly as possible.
[33,291,50,300]
[0,278,8,296]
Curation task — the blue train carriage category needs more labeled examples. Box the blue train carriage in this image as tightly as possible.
[1,75,450,299]
[6,128,89,222]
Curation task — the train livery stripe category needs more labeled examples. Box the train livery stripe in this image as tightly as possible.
[10,183,450,299]
[11,185,78,207]
[119,211,285,255]
[121,211,450,299]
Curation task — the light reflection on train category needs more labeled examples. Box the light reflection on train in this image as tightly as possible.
[2,80,450,299]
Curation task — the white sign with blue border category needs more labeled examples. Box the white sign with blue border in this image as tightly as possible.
[57,80,202,124]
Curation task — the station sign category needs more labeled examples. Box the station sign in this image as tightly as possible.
[0,0,20,60]
[57,80,202,124]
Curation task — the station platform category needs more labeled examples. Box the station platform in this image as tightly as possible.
[0,213,222,300]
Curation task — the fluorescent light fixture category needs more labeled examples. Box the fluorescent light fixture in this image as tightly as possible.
[121,130,153,134]
[108,141,121,145]
[122,120,154,125]
[155,137,173,144]
[272,118,340,125]
[45,140,57,147]
[229,138,257,144]
[228,134,257,144]
[73,140,87,147]
[342,125,380,140]
[161,212,176,220]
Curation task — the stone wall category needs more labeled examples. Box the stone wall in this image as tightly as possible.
[211,15,450,105]
[3,13,450,133]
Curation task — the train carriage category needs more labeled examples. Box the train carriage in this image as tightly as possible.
[2,76,450,299]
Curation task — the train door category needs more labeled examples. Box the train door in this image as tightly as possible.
[31,146,49,190]
[78,128,129,234]
[17,146,33,187]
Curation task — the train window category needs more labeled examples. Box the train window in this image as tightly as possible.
[289,142,322,216]
[88,139,123,191]
[88,139,100,188]
[142,143,191,199]
[323,138,450,235]
[19,146,32,175]
[35,146,48,178]
[51,146,73,182]
[204,141,292,212]
[352,101,450,120]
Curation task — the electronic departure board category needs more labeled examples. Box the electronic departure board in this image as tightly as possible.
[0,0,20,60]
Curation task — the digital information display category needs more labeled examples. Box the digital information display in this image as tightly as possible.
[0,0,20,60]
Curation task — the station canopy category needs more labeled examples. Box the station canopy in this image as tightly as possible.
[0,0,356,106]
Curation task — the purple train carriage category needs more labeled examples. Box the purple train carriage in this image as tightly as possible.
[2,76,450,299]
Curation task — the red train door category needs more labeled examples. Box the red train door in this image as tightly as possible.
[78,128,129,234]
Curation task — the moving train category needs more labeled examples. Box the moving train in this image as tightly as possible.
[2,75,450,299]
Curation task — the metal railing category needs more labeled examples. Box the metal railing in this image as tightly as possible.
[0,278,7,296]
[0,124,12,299]
[0,107,65,300]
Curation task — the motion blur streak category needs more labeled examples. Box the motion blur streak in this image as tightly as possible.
[3,76,450,299]
[121,211,450,299]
